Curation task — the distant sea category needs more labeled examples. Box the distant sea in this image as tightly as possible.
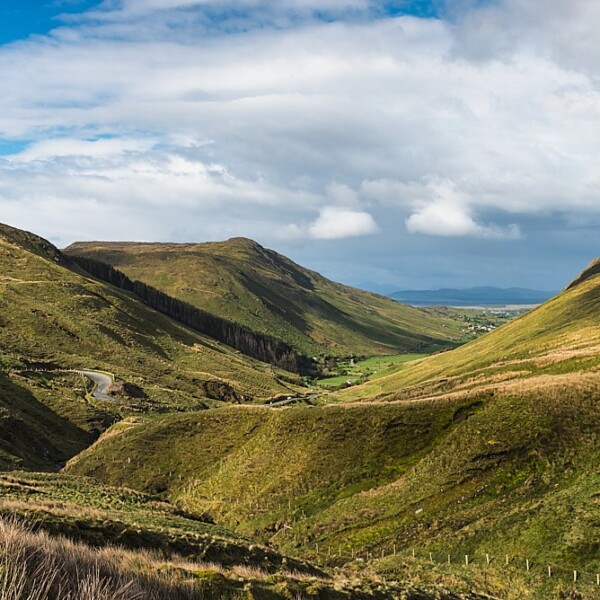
[389,286,557,308]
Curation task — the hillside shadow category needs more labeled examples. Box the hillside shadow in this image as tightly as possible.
[0,372,95,471]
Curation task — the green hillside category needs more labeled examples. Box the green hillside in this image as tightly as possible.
[66,384,600,598]
[64,239,468,358]
[0,224,298,469]
[66,261,600,599]
[4,221,599,598]
[336,258,600,402]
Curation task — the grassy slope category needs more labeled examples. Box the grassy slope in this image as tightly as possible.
[336,267,600,402]
[0,371,112,471]
[66,403,466,534]
[0,511,488,600]
[0,474,493,599]
[0,472,324,578]
[66,384,600,599]
[67,265,600,598]
[0,224,298,469]
[65,239,468,357]
[65,377,600,592]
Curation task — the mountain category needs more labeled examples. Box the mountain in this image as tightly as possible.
[64,238,469,358]
[566,257,600,290]
[343,258,600,401]
[0,223,298,469]
[389,286,556,307]
[0,227,484,599]
[68,258,600,599]
[4,220,599,598]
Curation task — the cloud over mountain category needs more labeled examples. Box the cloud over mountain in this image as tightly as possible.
[0,0,598,288]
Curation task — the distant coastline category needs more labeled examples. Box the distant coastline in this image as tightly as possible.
[389,286,556,308]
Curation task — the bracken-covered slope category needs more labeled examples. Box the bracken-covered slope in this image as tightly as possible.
[67,259,600,599]
[64,238,467,357]
[0,224,297,469]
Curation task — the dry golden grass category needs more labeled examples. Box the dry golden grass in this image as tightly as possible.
[0,516,256,599]
[0,499,106,521]
[0,516,360,600]
[0,516,150,599]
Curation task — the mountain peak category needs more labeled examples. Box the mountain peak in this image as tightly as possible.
[565,258,600,290]
[224,237,265,251]
[0,222,63,264]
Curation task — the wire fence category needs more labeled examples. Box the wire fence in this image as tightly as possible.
[310,543,600,588]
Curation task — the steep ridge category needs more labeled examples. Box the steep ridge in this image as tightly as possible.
[566,257,600,290]
[65,239,468,358]
[70,253,312,374]
[0,224,297,468]
[337,258,600,402]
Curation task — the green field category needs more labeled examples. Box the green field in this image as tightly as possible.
[315,353,429,388]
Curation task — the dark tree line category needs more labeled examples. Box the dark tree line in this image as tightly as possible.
[70,255,316,375]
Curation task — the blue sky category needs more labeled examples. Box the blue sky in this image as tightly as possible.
[0,1,101,44]
[0,0,598,292]
[0,0,442,45]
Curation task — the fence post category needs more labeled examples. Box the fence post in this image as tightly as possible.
[547,566,552,578]
[393,544,396,556]
[505,554,509,566]
[526,559,530,572]
[486,553,490,565]
[412,548,415,558]
[596,573,599,586]
[429,552,433,563]
[465,555,469,566]
[574,570,577,583]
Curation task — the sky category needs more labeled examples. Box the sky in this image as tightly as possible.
[0,0,598,292]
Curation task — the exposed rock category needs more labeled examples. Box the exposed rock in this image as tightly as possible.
[107,381,147,399]
[202,380,247,403]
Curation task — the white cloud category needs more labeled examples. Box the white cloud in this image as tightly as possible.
[326,182,360,207]
[308,206,378,239]
[95,0,373,19]
[451,0,600,76]
[0,0,599,262]
[10,137,157,161]
[406,202,522,240]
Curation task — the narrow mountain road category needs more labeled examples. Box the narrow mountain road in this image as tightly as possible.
[74,370,115,401]
[264,394,318,408]
[10,367,117,401]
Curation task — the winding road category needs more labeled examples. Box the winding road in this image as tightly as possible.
[74,370,115,401]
